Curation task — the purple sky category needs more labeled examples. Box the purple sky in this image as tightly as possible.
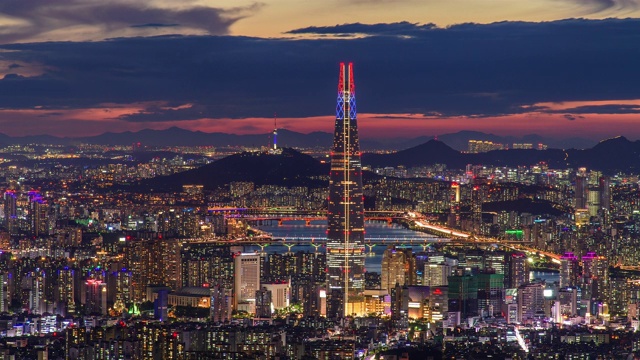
[1,1,640,140]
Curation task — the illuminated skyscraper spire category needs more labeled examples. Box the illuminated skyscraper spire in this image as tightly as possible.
[326,62,365,318]
[273,113,278,151]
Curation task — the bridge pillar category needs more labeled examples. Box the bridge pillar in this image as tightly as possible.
[305,219,311,226]
[387,218,393,225]
[278,219,283,226]
[284,243,295,253]
[366,244,376,256]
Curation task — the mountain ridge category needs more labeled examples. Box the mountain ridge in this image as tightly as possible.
[136,136,639,193]
[139,147,329,191]
[0,128,598,150]
[363,137,639,175]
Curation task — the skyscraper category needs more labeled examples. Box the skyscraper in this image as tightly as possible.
[56,267,75,316]
[85,279,107,315]
[234,252,261,313]
[517,281,545,323]
[381,246,415,293]
[3,190,17,235]
[327,62,366,317]
[574,171,588,209]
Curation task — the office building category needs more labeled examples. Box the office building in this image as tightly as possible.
[234,253,261,312]
[326,62,366,318]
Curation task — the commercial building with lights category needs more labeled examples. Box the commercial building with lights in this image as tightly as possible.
[326,62,366,318]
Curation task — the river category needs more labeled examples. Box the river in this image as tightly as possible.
[250,220,559,282]
[249,220,436,273]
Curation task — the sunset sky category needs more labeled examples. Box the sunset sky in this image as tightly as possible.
[1,0,640,141]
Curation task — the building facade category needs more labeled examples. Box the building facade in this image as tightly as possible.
[326,62,366,318]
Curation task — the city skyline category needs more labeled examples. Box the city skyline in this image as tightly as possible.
[0,2,639,139]
[4,3,640,356]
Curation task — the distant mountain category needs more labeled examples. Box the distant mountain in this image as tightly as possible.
[363,140,466,168]
[0,128,598,150]
[77,127,334,148]
[0,128,332,148]
[362,136,640,175]
[140,148,329,191]
[128,136,639,193]
[0,133,69,146]
[565,136,640,174]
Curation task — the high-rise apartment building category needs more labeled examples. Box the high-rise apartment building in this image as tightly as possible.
[575,171,588,209]
[517,281,545,323]
[85,279,107,315]
[467,140,503,153]
[26,269,47,314]
[326,62,365,317]
[423,263,451,287]
[28,191,49,237]
[210,284,231,323]
[505,253,528,289]
[56,267,75,316]
[581,252,608,302]
[381,246,415,293]
[560,252,580,288]
[599,176,611,212]
[180,242,234,291]
[3,191,17,235]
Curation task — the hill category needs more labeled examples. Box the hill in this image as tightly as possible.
[140,148,329,191]
[362,136,640,175]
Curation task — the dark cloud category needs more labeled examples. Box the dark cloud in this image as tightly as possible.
[0,18,639,122]
[2,74,25,80]
[554,104,640,114]
[38,112,65,118]
[0,0,261,44]
[566,0,639,14]
[130,23,180,29]
[121,104,209,122]
[287,22,436,36]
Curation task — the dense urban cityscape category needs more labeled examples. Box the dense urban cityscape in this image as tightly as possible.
[0,62,639,360]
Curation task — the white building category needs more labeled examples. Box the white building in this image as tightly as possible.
[234,253,261,313]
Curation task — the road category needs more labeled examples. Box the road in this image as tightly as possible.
[409,212,561,263]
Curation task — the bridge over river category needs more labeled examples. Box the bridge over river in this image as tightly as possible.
[201,209,562,263]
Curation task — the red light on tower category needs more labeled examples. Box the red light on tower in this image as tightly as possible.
[348,62,355,93]
[338,62,345,92]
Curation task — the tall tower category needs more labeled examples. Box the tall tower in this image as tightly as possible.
[273,113,278,151]
[327,62,365,317]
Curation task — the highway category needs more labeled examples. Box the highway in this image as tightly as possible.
[409,212,562,263]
